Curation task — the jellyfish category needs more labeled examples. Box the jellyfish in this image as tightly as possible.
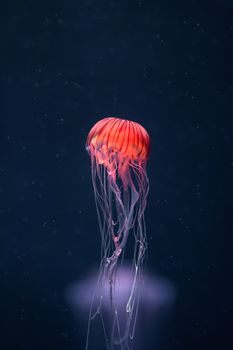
[86,117,150,349]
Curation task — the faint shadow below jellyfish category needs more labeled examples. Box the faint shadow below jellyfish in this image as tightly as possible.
[66,267,176,350]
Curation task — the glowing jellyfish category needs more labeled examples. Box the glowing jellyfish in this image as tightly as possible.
[86,117,150,349]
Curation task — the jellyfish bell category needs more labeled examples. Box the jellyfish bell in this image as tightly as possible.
[86,117,150,187]
[85,117,151,349]
[86,117,150,160]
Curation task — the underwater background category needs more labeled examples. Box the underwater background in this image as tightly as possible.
[1,0,232,349]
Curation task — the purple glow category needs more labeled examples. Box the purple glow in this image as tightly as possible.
[66,267,176,349]
[66,266,175,312]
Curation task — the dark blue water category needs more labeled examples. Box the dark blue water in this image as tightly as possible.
[1,1,232,349]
